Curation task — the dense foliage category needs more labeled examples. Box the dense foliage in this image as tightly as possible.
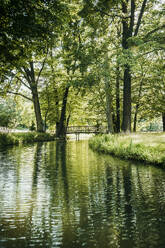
[0,0,165,136]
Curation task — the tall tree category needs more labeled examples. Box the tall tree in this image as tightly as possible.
[0,0,69,132]
[79,0,164,132]
[121,0,148,132]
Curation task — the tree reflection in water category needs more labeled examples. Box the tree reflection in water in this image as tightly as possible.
[0,140,165,248]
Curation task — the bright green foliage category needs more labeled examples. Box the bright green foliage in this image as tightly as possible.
[0,0,165,134]
[89,133,165,167]
[16,98,35,129]
[0,97,19,127]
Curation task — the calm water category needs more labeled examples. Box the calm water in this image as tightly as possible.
[0,140,165,248]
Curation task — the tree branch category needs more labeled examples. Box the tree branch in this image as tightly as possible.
[22,66,32,85]
[36,59,46,84]
[6,91,33,101]
[144,24,165,39]
[138,48,164,56]
[94,6,130,19]
[36,48,49,84]
[16,66,30,82]
[29,61,35,82]
[15,75,31,90]
[129,0,135,35]
[134,0,148,36]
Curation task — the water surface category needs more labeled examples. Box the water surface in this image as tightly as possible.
[0,140,165,248]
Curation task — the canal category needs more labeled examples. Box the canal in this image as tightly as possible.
[0,140,165,248]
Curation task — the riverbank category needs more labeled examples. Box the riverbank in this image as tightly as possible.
[89,133,165,168]
[0,132,55,147]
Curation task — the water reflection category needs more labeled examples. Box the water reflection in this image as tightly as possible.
[0,141,165,248]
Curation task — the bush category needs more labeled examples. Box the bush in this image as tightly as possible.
[0,132,55,147]
[0,133,19,146]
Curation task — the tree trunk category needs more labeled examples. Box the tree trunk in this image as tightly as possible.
[116,65,120,133]
[133,109,138,133]
[133,79,143,132]
[66,114,71,130]
[44,112,47,132]
[121,0,148,132]
[56,86,70,137]
[103,55,114,133]
[23,62,44,133]
[105,79,114,133]
[121,1,132,133]
[31,86,44,132]
[162,113,165,132]
[122,65,132,132]
[54,88,60,137]
[56,122,60,137]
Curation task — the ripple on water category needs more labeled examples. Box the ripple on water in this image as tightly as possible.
[0,141,165,248]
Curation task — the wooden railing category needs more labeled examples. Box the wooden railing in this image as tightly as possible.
[66,126,107,134]
[0,126,107,134]
[0,127,28,133]
[0,127,10,133]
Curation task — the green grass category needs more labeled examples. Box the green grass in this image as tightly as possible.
[89,133,165,168]
[0,132,55,147]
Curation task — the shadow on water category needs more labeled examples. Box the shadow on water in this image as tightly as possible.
[56,141,69,205]
[32,142,43,188]
[1,140,165,248]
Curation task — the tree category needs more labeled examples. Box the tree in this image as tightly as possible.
[0,0,70,132]
[1,0,164,134]
[1,59,47,132]
[79,0,164,133]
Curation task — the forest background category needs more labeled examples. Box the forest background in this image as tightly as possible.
[0,0,165,137]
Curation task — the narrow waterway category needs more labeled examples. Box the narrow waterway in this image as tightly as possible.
[0,140,165,248]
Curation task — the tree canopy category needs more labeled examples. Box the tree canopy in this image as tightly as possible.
[0,0,165,135]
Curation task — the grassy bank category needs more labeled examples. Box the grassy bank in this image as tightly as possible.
[89,133,165,168]
[0,132,55,147]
